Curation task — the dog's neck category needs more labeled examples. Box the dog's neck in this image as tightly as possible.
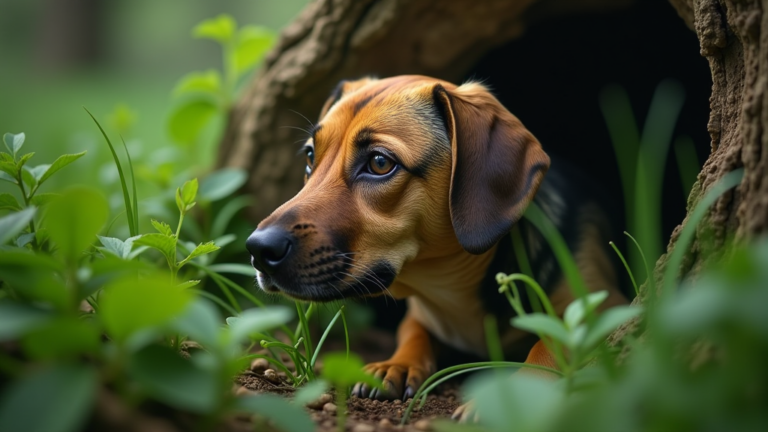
[389,243,498,355]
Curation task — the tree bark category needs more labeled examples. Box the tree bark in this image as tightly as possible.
[218,0,630,222]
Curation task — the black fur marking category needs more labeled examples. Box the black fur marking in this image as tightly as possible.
[353,95,374,115]
[324,81,347,114]
[353,127,376,150]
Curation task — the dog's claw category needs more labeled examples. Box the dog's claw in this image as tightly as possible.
[403,385,416,401]
[352,361,430,401]
[452,401,478,423]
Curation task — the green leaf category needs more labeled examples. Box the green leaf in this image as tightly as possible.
[226,306,293,346]
[293,379,329,406]
[511,314,571,347]
[97,236,134,259]
[0,251,67,309]
[0,302,50,342]
[583,305,642,348]
[0,171,16,184]
[199,168,247,202]
[3,132,25,158]
[15,232,35,248]
[30,192,59,207]
[0,207,36,245]
[0,192,21,211]
[181,178,198,206]
[0,160,17,178]
[129,344,218,413]
[16,152,34,169]
[322,352,381,388]
[207,263,257,277]
[133,233,177,264]
[171,298,222,348]
[235,394,315,432]
[36,152,86,185]
[0,364,97,432]
[151,219,173,236]
[100,275,193,342]
[563,291,608,329]
[21,317,100,360]
[20,166,36,188]
[179,241,220,267]
[193,14,236,44]
[168,99,218,145]
[234,26,275,76]
[173,70,221,96]
[45,187,108,262]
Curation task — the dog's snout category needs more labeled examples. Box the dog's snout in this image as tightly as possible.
[246,227,294,275]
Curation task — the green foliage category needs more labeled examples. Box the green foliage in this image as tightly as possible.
[168,14,276,145]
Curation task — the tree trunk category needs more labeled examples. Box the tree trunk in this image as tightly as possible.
[217,0,630,222]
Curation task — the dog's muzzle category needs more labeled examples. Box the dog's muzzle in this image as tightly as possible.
[246,226,294,278]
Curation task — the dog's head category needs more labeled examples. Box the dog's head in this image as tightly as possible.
[246,75,549,301]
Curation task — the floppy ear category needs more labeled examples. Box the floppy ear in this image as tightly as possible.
[433,83,550,254]
[318,77,378,121]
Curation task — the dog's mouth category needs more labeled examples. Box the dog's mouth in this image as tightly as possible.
[252,255,397,302]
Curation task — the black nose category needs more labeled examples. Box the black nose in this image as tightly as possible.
[246,227,294,275]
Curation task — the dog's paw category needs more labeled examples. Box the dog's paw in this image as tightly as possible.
[451,401,479,423]
[351,361,430,401]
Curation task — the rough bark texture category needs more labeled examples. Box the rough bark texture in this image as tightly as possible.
[218,0,630,222]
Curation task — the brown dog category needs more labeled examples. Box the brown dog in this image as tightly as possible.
[246,75,627,403]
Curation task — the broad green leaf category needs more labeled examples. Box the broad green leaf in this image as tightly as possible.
[37,152,86,185]
[21,317,100,360]
[27,164,50,181]
[0,251,68,309]
[179,241,220,267]
[236,394,315,432]
[226,306,292,345]
[173,70,221,96]
[0,192,21,211]
[20,166,36,188]
[129,344,218,413]
[46,188,108,262]
[563,291,609,329]
[512,314,571,347]
[180,178,198,206]
[193,14,236,44]
[0,160,17,177]
[100,275,193,342]
[97,236,132,259]
[583,305,642,348]
[0,302,50,341]
[293,379,329,406]
[234,26,275,75]
[168,99,218,145]
[0,171,16,184]
[151,219,173,236]
[199,168,247,202]
[15,232,35,248]
[0,364,97,432]
[133,233,177,263]
[322,352,381,388]
[171,298,222,348]
[3,132,25,158]
[30,192,59,207]
[82,256,154,297]
[0,207,36,245]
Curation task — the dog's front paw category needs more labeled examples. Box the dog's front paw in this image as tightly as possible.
[351,361,431,401]
[451,401,479,423]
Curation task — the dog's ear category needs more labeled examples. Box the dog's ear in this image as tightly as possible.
[433,82,550,254]
[318,78,377,121]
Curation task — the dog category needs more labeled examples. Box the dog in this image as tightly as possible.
[246,75,628,413]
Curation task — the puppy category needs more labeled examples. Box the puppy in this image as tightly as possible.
[246,75,627,403]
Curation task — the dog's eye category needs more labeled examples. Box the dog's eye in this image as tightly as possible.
[368,153,395,175]
[305,149,315,176]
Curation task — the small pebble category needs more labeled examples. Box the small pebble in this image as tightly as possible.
[323,402,337,414]
[250,358,269,372]
[322,420,334,428]
[263,369,280,383]
[414,419,431,431]
[234,386,258,397]
[306,393,333,410]
[310,412,323,421]
[379,418,393,427]
[352,424,375,432]
[392,399,402,406]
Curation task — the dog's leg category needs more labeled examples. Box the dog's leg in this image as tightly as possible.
[352,312,436,401]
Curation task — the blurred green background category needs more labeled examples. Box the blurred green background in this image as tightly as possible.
[0,0,308,188]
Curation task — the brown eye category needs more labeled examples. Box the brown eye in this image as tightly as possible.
[305,149,315,177]
[368,154,395,175]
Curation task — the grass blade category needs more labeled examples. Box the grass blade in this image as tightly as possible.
[609,241,638,296]
[120,136,139,236]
